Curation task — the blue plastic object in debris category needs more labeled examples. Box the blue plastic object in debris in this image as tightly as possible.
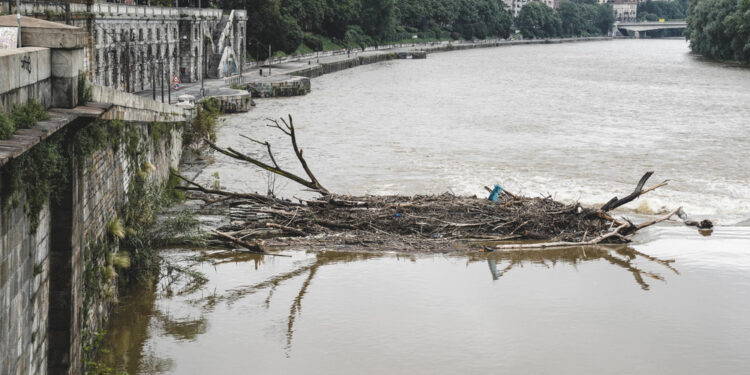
[488,184,503,202]
[396,213,402,218]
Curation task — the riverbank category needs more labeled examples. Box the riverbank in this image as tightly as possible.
[143,36,613,104]
[241,37,613,96]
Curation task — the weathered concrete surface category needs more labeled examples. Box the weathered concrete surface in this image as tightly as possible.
[91,85,189,122]
[0,16,87,49]
[16,4,247,93]
[0,18,88,109]
[0,103,110,167]
[0,47,52,112]
[50,48,84,109]
[210,92,252,113]
[247,76,311,98]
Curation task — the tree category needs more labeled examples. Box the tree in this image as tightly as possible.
[557,0,614,37]
[686,0,750,63]
[323,0,362,38]
[282,0,327,31]
[516,2,562,39]
[360,0,396,40]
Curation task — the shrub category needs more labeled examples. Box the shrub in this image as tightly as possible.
[184,97,221,145]
[303,35,323,51]
[0,113,15,140]
[78,72,93,104]
[11,99,49,129]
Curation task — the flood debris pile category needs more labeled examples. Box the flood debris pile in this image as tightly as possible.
[176,115,711,254]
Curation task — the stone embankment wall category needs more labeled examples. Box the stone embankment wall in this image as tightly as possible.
[91,85,189,122]
[209,92,253,112]
[66,122,182,375]
[0,200,51,375]
[247,76,311,98]
[0,118,183,375]
[293,53,403,78]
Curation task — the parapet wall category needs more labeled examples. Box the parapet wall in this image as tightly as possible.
[0,47,52,112]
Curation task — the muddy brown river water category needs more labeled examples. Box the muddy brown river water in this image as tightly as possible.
[100,40,750,374]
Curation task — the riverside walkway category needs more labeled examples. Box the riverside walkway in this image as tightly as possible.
[136,36,612,103]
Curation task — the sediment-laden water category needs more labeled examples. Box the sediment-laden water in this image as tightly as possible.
[101,40,750,374]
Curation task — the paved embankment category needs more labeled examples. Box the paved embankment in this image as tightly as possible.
[241,37,611,97]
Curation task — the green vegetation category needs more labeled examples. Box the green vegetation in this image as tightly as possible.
[1,131,67,231]
[558,0,615,37]
[0,113,13,139]
[637,0,688,21]
[78,72,93,104]
[0,100,50,140]
[228,0,614,58]
[686,0,750,63]
[225,0,515,59]
[118,169,185,284]
[184,97,221,145]
[517,2,562,39]
[518,0,614,39]
[11,99,49,130]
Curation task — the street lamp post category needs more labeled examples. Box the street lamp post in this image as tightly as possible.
[201,43,205,97]
[16,0,21,48]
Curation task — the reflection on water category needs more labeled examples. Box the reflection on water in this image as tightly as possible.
[98,236,750,374]
[482,246,678,290]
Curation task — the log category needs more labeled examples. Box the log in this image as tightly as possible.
[211,229,290,257]
[601,172,668,212]
[677,208,713,229]
[266,222,307,236]
[494,208,681,250]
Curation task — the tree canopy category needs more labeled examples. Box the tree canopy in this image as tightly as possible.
[517,2,562,39]
[222,0,615,59]
[686,0,750,63]
[637,0,689,21]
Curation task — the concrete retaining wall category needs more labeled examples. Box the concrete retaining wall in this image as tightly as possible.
[91,85,189,122]
[248,76,311,98]
[0,47,52,113]
[293,53,400,78]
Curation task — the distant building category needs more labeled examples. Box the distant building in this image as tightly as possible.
[503,0,557,18]
[16,1,247,93]
[609,0,638,22]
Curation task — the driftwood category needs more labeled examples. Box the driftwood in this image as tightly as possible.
[205,115,328,194]
[180,115,711,252]
[493,207,681,250]
[211,229,290,257]
[600,171,669,212]
[677,208,714,229]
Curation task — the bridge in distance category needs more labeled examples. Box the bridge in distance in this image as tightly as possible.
[616,21,687,38]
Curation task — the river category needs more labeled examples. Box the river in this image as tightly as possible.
[99,39,750,374]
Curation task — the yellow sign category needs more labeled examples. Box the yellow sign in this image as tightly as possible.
[659,19,665,23]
